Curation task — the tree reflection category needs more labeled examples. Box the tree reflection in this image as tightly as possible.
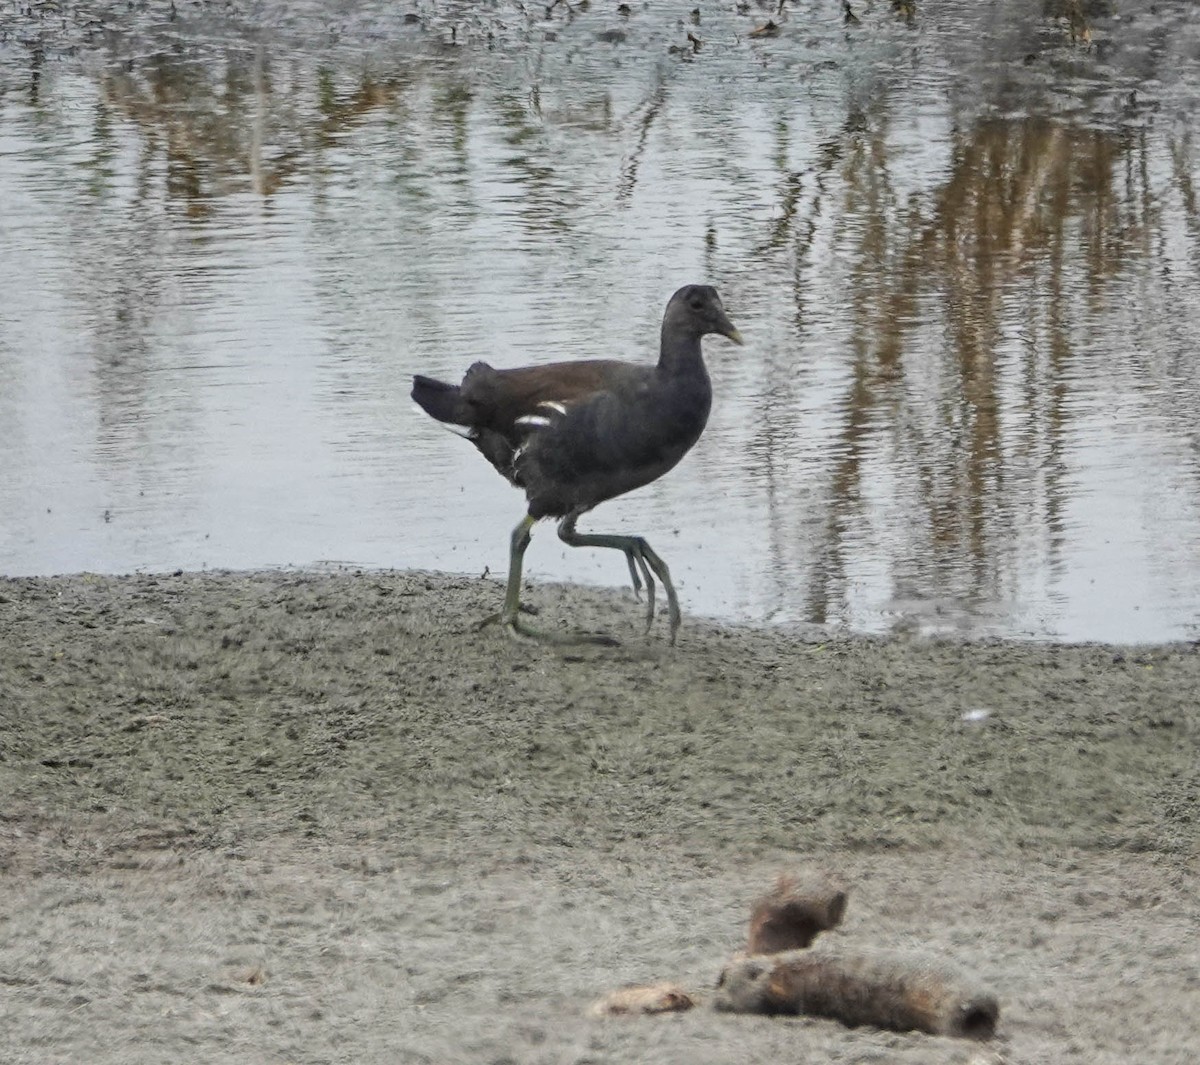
[755,96,1196,628]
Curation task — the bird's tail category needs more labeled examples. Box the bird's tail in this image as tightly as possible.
[412,374,471,425]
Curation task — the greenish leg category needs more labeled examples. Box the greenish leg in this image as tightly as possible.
[478,513,618,646]
[501,513,536,629]
[557,512,682,644]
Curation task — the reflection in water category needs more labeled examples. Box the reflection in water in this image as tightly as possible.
[1,1,1198,641]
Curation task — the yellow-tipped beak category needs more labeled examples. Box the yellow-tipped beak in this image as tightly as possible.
[723,326,744,346]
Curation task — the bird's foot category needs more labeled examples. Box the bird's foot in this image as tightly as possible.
[630,547,679,644]
[474,603,537,631]
[506,617,620,647]
[477,611,619,647]
[621,543,658,633]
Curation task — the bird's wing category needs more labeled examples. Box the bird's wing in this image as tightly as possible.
[463,359,644,435]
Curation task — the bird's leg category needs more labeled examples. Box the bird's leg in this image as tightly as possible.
[501,513,536,631]
[478,513,618,646]
[477,513,535,636]
[557,512,682,644]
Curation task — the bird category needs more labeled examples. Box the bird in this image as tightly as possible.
[411,284,743,645]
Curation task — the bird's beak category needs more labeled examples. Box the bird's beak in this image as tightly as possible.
[718,314,744,345]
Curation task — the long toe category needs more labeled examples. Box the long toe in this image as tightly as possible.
[665,589,681,644]
[637,552,657,632]
[476,604,539,631]
[624,549,644,599]
[502,615,620,647]
[668,609,681,645]
[634,540,679,644]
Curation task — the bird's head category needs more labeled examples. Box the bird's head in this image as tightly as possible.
[664,285,743,345]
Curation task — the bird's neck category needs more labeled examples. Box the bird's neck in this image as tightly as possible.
[657,329,707,378]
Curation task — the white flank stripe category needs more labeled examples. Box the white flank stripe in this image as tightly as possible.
[516,414,552,429]
[539,401,569,416]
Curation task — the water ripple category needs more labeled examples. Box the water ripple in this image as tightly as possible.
[2,1,1199,641]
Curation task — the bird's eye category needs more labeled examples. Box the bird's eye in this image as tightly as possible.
[689,298,705,311]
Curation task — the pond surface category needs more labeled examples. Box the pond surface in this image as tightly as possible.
[2,0,1200,642]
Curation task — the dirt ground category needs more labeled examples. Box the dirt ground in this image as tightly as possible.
[1,569,1197,1064]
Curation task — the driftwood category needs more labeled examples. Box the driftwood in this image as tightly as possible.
[590,869,1000,1042]
[713,948,999,1040]
[588,982,695,1017]
[747,872,848,954]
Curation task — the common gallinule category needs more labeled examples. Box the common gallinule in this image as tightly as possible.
[412,284,742,644]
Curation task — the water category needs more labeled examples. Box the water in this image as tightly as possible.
[2,0,1199,642]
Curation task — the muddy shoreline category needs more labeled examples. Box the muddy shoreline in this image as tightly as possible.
[2,569,1197,1063]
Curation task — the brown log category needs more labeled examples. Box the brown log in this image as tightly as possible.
[747,872,848,954]
[588,982,695,1017]
[713,949,999,1040]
